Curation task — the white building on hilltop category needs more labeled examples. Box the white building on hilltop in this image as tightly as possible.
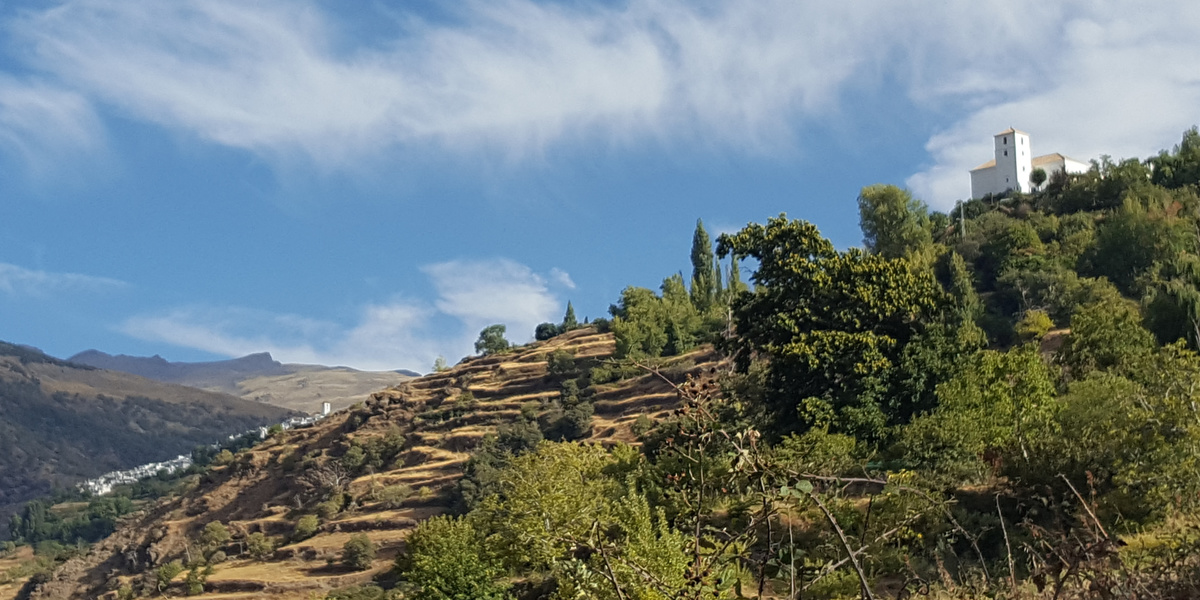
[970,128,1089,199]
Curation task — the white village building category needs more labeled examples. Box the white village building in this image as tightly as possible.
[969,128,1089,199]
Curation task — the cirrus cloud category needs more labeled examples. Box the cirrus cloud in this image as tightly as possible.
[0,261,125,297]
[1,0,1196,207]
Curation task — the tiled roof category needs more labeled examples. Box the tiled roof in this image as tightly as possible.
[1031,153,1064,166]
[1031,153,1086,167]
[971,159,996,171]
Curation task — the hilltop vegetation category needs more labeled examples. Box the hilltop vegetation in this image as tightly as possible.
[391,126,1200,600]
[13,128,1200,600]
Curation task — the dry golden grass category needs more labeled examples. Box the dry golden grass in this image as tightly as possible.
[0,546,35,600]
[24,329,723,599]
[236,369,411,413]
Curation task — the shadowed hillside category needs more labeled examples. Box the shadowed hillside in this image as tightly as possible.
[24,329,715,599]
[0,342,298,532]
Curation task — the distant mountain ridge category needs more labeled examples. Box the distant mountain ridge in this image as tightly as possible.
[68,350,420,414]
[68,350,291,391]
[0,341,297,532]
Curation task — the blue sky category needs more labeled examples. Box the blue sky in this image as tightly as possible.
[1,0,1198,372]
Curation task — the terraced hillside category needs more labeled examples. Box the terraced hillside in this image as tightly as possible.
[24,329,721,600]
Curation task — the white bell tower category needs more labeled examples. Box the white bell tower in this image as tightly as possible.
[993,128,1033,194]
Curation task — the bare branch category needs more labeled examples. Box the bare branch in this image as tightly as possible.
[1058,474,1109,539]
[809,490,875,600]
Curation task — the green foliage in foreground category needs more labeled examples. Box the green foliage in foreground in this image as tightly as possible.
[398,515,510,600]
[402,131,1200,599]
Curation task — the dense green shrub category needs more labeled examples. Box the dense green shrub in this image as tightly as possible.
[545,350,576,376]
[293,515,320,541]
[375,484,413,509]
[245,532,275,560]
[155,560,184,592]
[342,534,376,571]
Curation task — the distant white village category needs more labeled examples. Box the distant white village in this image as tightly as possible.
[79,401,333,496]
[970,128,1089,199]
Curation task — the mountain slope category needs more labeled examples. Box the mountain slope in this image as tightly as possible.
[68,350,416,413]
[26,329,714,599]
[0,342,297,529]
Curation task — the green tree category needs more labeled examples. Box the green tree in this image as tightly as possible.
[661,274,702,355]
[962,211,1045,289]
[545,350,576,376]
[717,215,958,439]
[610,286,669,357]
[155,560,184,593]
[857,184,933,261]
[375,484,413,509]
[200,521,230,551]
[455,419,544,511]
[1144,254,1200,348]
[726,255,747,298]
[475,325,510,356]
[609,277,704,359]
[534,322,563,341]
[945,252,982,325]
[184,564,211,596]
[342,533,376,571]
[1063,296,1156,376]
[1030,167,1048,190]
[472,442,690,599]
[690,219,717,312]
[562,301,578,330]
[902,346,1059,482]
[398,515,510,600]
[476,443,621,569]
[1149,126,1200,189]
[433,356,449,372]
[245,532,275,560]
[293,515,319,541]
[1085,194,1195,295]
[1015,309,1053,342]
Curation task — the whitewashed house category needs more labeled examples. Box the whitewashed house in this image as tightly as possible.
[970,128,1089,198]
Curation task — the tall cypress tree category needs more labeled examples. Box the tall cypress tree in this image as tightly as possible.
[728,256,745,296]
[690,219,716,311]
[562,301,578,330]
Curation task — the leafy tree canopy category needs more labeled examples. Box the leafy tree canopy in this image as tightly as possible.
[475,325,510,356]
[717,215,968,439]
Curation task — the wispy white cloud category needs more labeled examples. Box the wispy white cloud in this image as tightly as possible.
[424,258,560,332]
[549,268,575,290]
[0,262,125,297]
[120,258,570,371]
[5,0,1198,205]
[0,75,102,175]
[2,0,908,167]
